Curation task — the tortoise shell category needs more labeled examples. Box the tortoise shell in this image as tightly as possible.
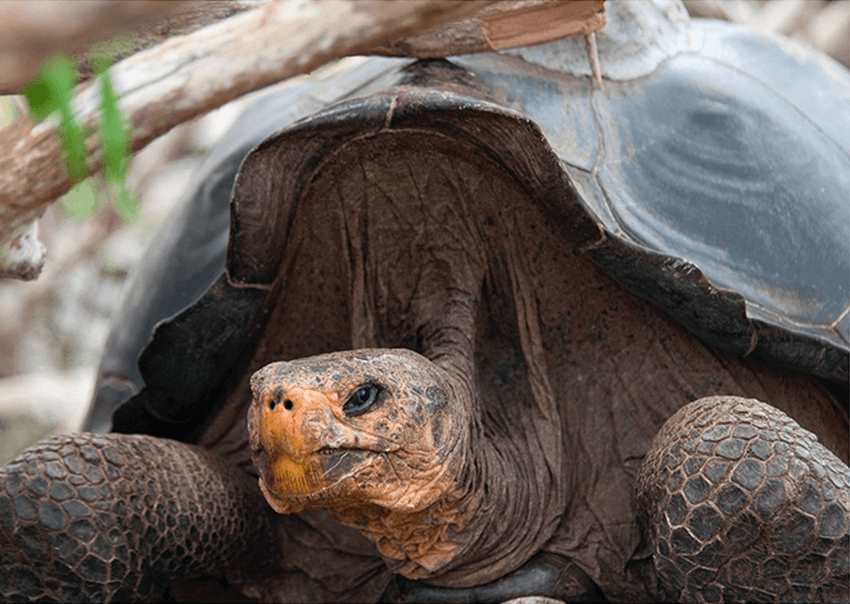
[87,1,848,443]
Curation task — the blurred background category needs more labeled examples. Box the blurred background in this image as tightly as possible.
[1,0,848,465]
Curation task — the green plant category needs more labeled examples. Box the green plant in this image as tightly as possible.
[22,47,136,221]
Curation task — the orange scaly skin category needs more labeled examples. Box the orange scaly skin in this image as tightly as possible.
[248,349,476,578]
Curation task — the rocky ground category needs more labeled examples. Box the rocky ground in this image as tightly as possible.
[0,0,847,466]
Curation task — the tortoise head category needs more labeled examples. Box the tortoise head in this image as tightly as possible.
[248,349,466,516]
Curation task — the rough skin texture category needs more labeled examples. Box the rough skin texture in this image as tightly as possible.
[249,349,472,581]
[637,396,850,603]
[0,433,280,602]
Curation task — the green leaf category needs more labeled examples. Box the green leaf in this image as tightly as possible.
[98,69,129,182]
[110,180,139,222]
[23,57,72,120]
[57,109,88,184]
[96,66,137,220]
[61,179,101,220]
[22,79,55,120]
[23,57,88,183]
[24,52,138,224]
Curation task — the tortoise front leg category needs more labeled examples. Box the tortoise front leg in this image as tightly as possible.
[637,396,849,603]
[0,433,280,602]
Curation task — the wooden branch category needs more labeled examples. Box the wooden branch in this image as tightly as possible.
[0,0,493,279]
[1,1,183,94]
[375,0,605,57]
[0,0,605,280]
[0,1,268,94]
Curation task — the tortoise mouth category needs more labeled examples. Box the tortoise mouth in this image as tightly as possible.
[312,446,381,484]
[264,453,380,511]
[315,445,374,455]
[261,445,382,498]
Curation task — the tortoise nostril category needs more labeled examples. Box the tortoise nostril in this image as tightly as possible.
[265,388,293,411]
[267,387,285,411]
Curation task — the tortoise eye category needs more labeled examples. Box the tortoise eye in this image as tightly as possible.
[343,384,380,417]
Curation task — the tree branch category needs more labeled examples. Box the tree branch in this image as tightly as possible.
[375,0,605,57]
[0,1,263,94]
[0,0,606,280]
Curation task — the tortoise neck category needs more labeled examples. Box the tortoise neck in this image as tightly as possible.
[368,246,554,584]
[353,384,556,587]
[420,293,477,383]
[431,415,557,586]
[410,310,555,586]
[417,296,565,585]
[336,480,482,581]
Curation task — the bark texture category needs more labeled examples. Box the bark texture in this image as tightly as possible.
[0,0,495,279]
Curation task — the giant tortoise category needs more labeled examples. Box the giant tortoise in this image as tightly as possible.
[1,1,848,602]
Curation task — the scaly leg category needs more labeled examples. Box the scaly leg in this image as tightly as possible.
[637,396,849,603]
[0,433,280,602]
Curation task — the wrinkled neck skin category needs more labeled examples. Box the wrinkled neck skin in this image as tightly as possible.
[338,294,544,587]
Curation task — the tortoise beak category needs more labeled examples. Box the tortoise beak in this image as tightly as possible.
[254,386,336,496]
[250,384,389,511]
[258,387,333,460]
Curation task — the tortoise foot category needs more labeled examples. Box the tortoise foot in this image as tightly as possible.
[637,396,849,603]
[0,433,277,602]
